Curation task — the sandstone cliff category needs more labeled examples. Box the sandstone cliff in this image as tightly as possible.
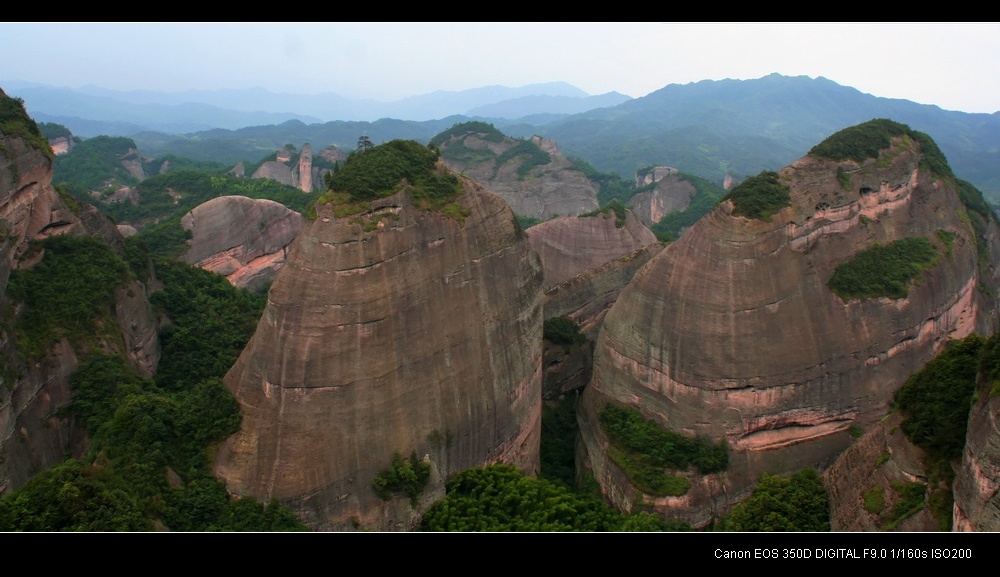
[628,168,697,227]
[526,208,657,291]
[822,412,941,531]
[579,122,1000,528]
[0,90,160,496]
[435,124,599,219]
[213,168,544,531]
[180,195,303,292]
[953,381,1000,531]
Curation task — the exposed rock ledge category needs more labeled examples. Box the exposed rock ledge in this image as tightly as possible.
[180,195,302,292]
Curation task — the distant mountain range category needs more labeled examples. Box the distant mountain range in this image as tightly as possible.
[2,79,631,132]
[6,74,1000,202]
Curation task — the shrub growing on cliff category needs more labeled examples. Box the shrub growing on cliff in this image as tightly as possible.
[325,139,439,201]
[372,451,431,506]
[599,404,728,497]
[543,316,587,345]
[0,93,52,161]
[581,199,627,228]
[320,139,466,221]
[722,170,790,221]
[827,236,938,301]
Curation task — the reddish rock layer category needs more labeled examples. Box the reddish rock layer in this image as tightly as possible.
[581,139,997,527]
[213,173,544,531]
[526,209,658,290]
[180,195,302,292]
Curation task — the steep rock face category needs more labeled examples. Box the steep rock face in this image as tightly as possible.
[580,135,997,527]
[526,209,658,290]
[439,132,599,219]
[0,95,160,495]
[298,143,313,193]
[0,136,79,266]
[180,195,303,292]
[542,243,663,340]
[822,412,940,531]
[213,174,544,531]
[628,172,698,227]
[953,386,1000,531]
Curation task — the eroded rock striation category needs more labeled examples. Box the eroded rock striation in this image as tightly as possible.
[822,412,940,531]
[213,171,544,531]
[628,168,698,227]
[580,125,1000,527]
[953,383,1000,531]
[526,208,658,291]
[180,195,302,292]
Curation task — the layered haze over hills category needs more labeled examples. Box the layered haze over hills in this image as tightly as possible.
[4,67,1000,535]
[9,74,1000,203]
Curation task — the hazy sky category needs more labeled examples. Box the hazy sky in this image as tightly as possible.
[2,22,998,113]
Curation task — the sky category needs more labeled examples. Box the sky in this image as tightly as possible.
[2,22,999,114]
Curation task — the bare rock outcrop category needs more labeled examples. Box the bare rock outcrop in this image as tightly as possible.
[249,143,345,193]
[49,136,73,156]
[580,126,999,528]
[437,127,599,219]
[953,384,1000,531]
[180,195,302,292]
[213,171,544,531]
[628,171,698,227]
[822,412,941,531]
[526,208,658,291]
[542,243,664,340]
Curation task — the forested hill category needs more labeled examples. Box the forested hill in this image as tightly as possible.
[104,74,1000,203]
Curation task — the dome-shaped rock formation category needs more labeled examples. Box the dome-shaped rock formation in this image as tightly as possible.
[180,195,302,292]
[579,121,1000,528]
[213,169,544,531]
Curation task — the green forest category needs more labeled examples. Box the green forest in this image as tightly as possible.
[1,93,999,532]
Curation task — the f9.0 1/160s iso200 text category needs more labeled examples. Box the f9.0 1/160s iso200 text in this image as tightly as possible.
[714,548,973,560]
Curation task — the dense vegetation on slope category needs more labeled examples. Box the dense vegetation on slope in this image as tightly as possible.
[569,156,639,208]
[53,135,143,190]
[430,121,506,150]
[808,118,954,180]
[827,237,939,301]
[889,334,987,530]
[6,236,128,360]
[97,169,315,227]
[722,170,790,220]
[0,234,306,531]
[419,464,688,531]
[316,139,468,222]
[0,93,52,160]
[723,468,830,531]
[895,335,984,463]
[600,404,728,497]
